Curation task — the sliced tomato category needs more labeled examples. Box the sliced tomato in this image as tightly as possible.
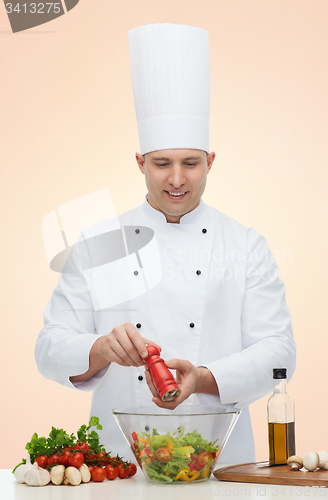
[189,454,202,471]
[155,447,170,463]
[198,450,212,466]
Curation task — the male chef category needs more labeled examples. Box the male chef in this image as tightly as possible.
[35,23,296,463]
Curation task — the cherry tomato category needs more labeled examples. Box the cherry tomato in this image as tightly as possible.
[127,463,137,477]
[198,450,212,466]
[110,456,122,466]
[74,441,89,455]
[91,467,106,482]
[48,453,60,465]
[35,456,48,468]
[155,447,170,463]
[117,467,129,479]
[68,452,84,468]
[87,450,96,461]
[88,465,95,474]
[105,465,118,480]
[58,450,71,466]
[96,451,111,465]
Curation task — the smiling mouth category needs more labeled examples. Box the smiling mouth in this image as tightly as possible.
[165,191,188,199]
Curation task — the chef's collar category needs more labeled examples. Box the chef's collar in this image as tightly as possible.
[143,195,206,224]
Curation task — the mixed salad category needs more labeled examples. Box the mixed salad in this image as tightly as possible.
[132,426,219,482]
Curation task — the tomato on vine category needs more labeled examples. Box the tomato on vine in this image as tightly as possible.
[88,465,95,474]
[68,452,84,468]
[48,453,60,465]
[105,465,118,480]
[87,450,95,460]
[91,467,106,482]
[58,450,71,467]
[74,441,89,455]
[127,463,137,477]
[35,456,48,468]
[117,466,129,479]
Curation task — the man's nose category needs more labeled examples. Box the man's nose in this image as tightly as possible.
[168,166,185,188]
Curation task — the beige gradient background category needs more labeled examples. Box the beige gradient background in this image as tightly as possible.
[1,0,327,469]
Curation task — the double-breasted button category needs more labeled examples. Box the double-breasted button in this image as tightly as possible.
[134,270,139,275]
[138,375,143,381]
[196,270,201,275]
[135,228,140,234]
[189,323,195,328]
[145,425,150,431]
[202,228,207,234]
[136,323,141,329]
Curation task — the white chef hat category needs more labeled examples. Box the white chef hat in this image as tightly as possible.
[128,23,210,155]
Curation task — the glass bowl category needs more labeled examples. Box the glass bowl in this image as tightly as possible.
[111,405,240,483]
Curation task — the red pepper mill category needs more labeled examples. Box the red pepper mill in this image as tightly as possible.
[146,346,181,402]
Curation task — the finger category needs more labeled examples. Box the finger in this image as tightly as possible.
[113,324,147,366]
[142,338,162,353]
[106,329,143,366]
[165,358,190,372]
[123,325,153,363]
[100,336,131,367]
[104,338,138,366]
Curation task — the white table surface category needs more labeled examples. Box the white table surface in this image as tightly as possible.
[2,468,328,499]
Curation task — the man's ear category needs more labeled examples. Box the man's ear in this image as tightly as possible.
[207,152,216,174]
[135,153,145,174]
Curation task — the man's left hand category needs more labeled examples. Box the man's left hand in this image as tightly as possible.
[144,358,219,410]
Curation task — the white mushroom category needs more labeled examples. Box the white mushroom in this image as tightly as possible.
[50,465,65,485]
[78,464,91,483]
[317,451,328,469]
[303,452,319,471]
[64,466,82,486]
[287,455,303,470]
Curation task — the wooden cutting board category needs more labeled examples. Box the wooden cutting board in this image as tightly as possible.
[213,462,328,487]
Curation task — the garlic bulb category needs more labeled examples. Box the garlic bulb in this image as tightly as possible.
[14,455,33,484]
[24,462,51,487]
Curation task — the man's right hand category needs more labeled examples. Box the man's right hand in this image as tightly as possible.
[96,323,161,367]
[70,323,161,384]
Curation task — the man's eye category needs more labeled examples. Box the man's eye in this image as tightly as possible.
[156,163,168,167]
[185,163,197,166]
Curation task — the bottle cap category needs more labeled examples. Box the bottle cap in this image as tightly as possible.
[273,368,287,379]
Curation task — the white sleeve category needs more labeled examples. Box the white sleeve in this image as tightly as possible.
[200,228,296,409]
[34,238,109,391]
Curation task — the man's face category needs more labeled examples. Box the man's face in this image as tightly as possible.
[136,149,215,223]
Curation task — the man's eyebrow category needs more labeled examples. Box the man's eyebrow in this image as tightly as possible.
[150,156,202,161]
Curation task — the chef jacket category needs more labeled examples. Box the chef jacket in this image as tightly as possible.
[35,197,296,464]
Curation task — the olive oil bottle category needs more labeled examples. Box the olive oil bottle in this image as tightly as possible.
[267,368,295,464]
